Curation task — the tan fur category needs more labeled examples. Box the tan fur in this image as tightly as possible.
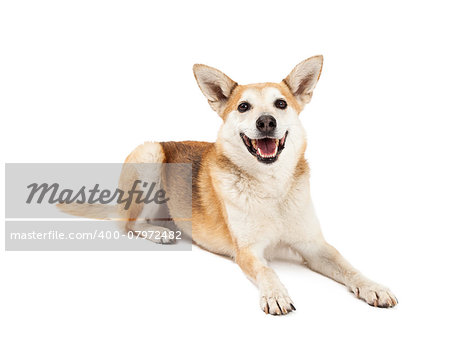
[235,246,264,280]
[160,141,235,255]
[56,203,115,219]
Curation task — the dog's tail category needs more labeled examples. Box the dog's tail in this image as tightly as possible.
[57,203,117,220]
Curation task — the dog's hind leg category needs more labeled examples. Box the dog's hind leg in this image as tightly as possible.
[118,142,175,244]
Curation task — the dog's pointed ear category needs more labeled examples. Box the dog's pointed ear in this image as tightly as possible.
[283,55,323,105]
[193,64,238,114]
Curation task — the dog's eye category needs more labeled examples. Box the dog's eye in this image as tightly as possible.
[274,99,287,109]
[238,102,251,113]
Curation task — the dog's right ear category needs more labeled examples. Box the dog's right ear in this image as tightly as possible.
[283,55,323,105]
[193,64,238,115]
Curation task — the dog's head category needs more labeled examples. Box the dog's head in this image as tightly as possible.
[193,56,323,167]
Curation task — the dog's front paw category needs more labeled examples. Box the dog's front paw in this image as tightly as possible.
[350,281,398,308]
[260,287,296,315]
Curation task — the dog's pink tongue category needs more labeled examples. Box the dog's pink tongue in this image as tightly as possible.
[256,138,277,156]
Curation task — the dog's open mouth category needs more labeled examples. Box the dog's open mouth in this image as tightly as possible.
[240,132,288,164]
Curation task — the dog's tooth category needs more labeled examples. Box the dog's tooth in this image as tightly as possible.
[252,140,257,148]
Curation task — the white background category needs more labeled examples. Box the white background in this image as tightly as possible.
[1,0,450,359]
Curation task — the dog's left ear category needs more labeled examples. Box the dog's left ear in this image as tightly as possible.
[283,55,323,105]
[193,64,238,115]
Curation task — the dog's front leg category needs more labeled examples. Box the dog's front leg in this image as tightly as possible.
[235,245,295,315]
[292,235,398,307]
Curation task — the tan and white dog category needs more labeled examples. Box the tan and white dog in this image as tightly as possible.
[62,55,397,315]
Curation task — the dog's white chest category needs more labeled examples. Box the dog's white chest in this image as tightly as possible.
[217,170,314,247]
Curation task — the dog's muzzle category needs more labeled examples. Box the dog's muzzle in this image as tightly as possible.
[240,131,288,164]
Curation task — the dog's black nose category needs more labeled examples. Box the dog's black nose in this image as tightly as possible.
[256,115,277,134]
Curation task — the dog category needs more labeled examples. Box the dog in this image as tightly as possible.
[60,55,398,314]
